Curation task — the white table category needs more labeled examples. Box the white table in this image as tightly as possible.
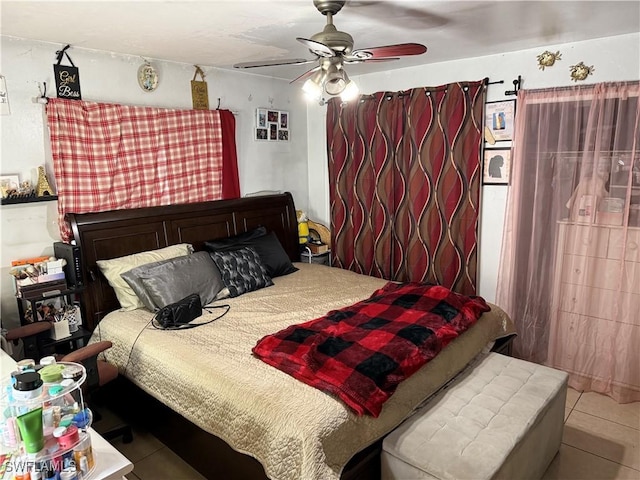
[1,349,134,480]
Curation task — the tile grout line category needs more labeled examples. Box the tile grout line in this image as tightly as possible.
[560,442,640,472]
[570,408,640,432]
[118,442,166,465]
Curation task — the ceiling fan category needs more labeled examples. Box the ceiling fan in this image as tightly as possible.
[233,0,427,101]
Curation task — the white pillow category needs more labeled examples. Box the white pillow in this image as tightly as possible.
[96,243,193,310]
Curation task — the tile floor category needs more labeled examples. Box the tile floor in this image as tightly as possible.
[97,387,640,480]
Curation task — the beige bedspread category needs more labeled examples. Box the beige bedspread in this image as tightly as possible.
[94,263,514,480]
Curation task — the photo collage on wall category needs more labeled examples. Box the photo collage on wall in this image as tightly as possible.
[256,108,289,142]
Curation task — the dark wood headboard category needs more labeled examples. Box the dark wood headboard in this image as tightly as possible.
[68,193,299,331]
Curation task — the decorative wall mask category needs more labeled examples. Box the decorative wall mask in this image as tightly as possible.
[138,61,159,92]
[536,50,561,70]
[569,62,595,82]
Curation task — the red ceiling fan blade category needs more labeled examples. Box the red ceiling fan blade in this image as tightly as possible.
[343,57,399,64]
[347,43,427,61]
[290,65,321,84]
[233,58,315,69]
[296,37,336,58]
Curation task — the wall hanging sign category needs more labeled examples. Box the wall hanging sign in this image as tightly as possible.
[138,60,159,92]
[483,147,511,185]
[53,45,81,100]
[255,108,289,141]
[191,66,209,110]
[484,100,515,142]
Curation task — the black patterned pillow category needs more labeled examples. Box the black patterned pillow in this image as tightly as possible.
[209,246,274,297]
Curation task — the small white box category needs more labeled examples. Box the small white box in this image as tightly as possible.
[51,319,71,340]
[47,259,65,274]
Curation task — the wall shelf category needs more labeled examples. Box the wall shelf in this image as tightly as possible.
[1,195,58,205]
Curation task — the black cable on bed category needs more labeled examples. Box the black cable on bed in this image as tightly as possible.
[122,318,153,376]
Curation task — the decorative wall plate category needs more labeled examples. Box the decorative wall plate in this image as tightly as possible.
[137,62,158,92]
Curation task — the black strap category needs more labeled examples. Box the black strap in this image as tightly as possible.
[55,45,75,67]
[151,304,230,330]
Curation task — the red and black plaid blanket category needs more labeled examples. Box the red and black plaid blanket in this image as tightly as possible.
[252,282,490,417]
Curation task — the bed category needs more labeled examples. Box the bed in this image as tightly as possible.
[68,193,515,480]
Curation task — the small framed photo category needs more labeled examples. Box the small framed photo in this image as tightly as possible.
[279,111,288,129]
[485,100,516,142]
[483,148,511,185]
[255,128,268,141]
[256,109,267,128]
[267,110,279,123]
[278,129,289,141]
[0,174,20,197]
[269,123,278,141]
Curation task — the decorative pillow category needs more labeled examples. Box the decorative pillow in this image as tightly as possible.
[96,243,193,310]
[133,252,224,310]
[205,228,297,278]
[122,257,179,311]
[204,226,267,250]
[209,247,273,298]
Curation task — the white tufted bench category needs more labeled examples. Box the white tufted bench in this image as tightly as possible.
[382,353,568,480]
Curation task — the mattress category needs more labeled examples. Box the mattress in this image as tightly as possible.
[93,263,515,480]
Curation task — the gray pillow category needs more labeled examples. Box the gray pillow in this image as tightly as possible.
[122,257,181,311]
[209,247,273,298]
[128,251,224,310]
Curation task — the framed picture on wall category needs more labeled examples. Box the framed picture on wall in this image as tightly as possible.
[269,123,278,141]
[267,110,279,123]
[485,100,516,142]
[256,108,267,128]
[483,147,511,185]
[255,128,268,141]
[279,112,288,129]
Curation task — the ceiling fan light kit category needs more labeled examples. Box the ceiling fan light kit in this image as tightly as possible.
[233,0,426,103]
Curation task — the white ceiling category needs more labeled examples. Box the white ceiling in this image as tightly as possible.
[2,1,639,81]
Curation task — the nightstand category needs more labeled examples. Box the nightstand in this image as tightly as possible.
[300,247,331,266]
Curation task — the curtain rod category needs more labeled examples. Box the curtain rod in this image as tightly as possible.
[34,90,238,115]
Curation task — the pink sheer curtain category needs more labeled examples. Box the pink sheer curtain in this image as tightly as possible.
[497,82,640,402]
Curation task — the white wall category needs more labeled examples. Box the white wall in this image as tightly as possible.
[306,32,640,303]
[0,36,309,325]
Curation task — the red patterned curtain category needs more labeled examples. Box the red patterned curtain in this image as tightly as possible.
[46,99,240,241]
[327,81,486,294]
